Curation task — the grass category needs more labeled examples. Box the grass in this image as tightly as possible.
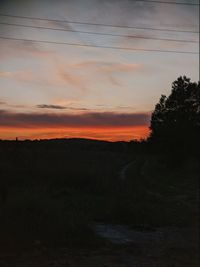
[118,153,199,227]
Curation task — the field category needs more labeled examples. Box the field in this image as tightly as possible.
[0,139,199,266]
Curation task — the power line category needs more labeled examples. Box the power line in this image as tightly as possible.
[132,0,199,5]
[0,22,198,43]
[0,13,198,34]
[0,35,198,54]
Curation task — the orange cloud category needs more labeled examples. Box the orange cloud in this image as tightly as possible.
[56,66,86,90]
[0,71,11,77]
[55,61,142,88]
[72,61,142,73]
[0,70,34,83]
[0,39,54,61]
[0,126,149,141]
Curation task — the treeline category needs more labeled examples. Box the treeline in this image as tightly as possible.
[148,76,200,157]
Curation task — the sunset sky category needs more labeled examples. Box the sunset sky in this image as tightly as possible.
[0,0,199,141]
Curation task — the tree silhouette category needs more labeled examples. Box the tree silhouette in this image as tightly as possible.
[149,76,200,153]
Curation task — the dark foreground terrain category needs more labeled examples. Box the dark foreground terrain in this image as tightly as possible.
[0,138,199,266]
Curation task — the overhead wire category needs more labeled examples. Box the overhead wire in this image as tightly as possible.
[131,0,199,5]
[0,13,198,34]
[0,21,198,43]
[0,36,198,54]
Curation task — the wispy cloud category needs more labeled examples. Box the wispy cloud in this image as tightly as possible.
[0,71,11,77]
[0,39,54,61]
[0,65,87,90]
[56,64,87,90]
[72,61,142,73]
[69,61,143,86]
[51,61,142,91]
[0,70,34,83]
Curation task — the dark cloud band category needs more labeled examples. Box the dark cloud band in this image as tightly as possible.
[37,104,67,109]
[0,110,150,128]
[37,104,89,111]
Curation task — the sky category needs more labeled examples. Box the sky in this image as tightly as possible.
[0,0,199,141]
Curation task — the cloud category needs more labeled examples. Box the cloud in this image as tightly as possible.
[0,39,54,61]
[0,98,6,105]
[0,70,34,83]
[0,71,11,77]
[52,60,141,91]
[37,104,90,110]
[0,125,150,141]
[0,110,150,128]
[57,69,85,89]
[0,65,86,90]
[69,61,143,87]
[72,61,142,73]
[100,63,142,73]
[55,63,87,90]
[37,104,67,109]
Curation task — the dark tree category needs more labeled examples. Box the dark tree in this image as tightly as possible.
[149,76,200,153]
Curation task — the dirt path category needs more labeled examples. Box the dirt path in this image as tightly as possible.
[94,223,163,244]
[119,160,136,180]
[1,225,197,267]
[90,159,199,266]
[92,223,199,267]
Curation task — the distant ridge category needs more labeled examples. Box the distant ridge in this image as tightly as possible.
[0,137,142,153]
[0,137,130,144]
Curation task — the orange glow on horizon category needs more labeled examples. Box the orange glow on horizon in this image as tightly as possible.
[0,126,150,141]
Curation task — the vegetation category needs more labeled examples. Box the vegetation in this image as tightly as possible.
[0,139,132,248]
[150,76,200,155]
